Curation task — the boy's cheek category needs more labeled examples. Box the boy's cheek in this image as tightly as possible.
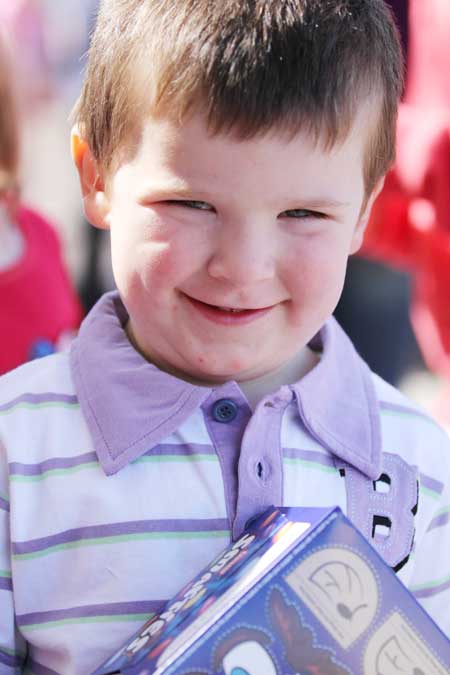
[287,258,347,315]
[114,242,187,299]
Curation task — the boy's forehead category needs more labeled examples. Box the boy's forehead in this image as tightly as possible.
[129,97,378,168]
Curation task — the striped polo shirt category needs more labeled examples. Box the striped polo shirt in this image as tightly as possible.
[1,291,449,674]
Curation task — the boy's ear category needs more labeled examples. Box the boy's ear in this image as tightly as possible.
[71,127,110,230]
[350,176,386,254]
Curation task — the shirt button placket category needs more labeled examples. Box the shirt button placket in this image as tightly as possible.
[233,388,293,539]
[202,386,252,539]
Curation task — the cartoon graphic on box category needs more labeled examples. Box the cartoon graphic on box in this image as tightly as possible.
[184,590,350,675]
[286,547,379,648]
[208,627,277,675]
[364,613,447,675]
[268,588,350,675]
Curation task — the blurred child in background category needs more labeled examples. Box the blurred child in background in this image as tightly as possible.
[0,34,82,374]
[363,0,450,423]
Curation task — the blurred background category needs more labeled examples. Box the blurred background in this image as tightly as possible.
[1,0,447,419]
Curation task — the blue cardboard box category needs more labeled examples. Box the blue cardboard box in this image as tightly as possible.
[93,506,450,674]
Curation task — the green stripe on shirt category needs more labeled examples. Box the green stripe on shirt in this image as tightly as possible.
[13,530,230,560]
[22,613,155,633]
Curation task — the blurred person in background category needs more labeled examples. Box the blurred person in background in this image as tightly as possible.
[0,32,82,375]
[0,0,52,112]
[0,0,108,304]
[37,0,114,310]
[363,0,450,423]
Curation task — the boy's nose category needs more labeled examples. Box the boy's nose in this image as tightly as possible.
[207,223,276,286]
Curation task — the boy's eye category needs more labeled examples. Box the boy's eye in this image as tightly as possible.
[166,199,214,211]
[280,208,327,219]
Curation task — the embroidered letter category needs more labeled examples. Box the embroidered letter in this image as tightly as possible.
[341,454,418,570]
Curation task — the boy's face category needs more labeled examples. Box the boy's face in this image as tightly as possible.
[80,111,379,383]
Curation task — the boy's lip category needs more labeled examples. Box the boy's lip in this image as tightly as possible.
[181,293,276,325]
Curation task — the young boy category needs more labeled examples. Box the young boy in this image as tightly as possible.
[1,1,449,672]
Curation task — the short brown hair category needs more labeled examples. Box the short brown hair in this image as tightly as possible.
[0,36,19,195]
[74,0,404,195]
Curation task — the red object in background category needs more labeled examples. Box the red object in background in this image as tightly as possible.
[0,205,82,374]
[363,0,450,380]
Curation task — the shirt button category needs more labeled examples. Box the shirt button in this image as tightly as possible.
[212,399,238,423]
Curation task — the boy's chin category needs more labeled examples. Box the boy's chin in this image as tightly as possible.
[185,355,271,384]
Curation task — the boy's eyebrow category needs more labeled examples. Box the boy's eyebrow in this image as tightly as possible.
[137,182,207,201]
[288,198,351,210]
[138,184,351,209]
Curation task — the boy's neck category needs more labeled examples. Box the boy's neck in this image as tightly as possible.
[237,346,320,409]
[125,319,320,406]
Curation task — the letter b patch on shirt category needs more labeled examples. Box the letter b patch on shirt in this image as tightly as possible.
[340,454,419,571]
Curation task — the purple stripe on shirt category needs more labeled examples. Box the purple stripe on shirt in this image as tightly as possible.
[142,443,217,458]
[283,447,336,467]
[0,496,9,512]
[428,510,450,532]
[0,393,78,413]
[9,452,98,476]
[13,518,230,555]
[9,446,218,477]
[17,600,164,627]
[412,577,450,600]
[0,577,12,591]
[379,401,432,422]
[420,473,444,496]
[0,650,21,668]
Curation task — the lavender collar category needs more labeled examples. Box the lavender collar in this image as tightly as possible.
[292,320,382,479]
[70,292,382,478]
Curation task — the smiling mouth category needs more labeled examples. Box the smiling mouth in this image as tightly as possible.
[182,293,275,319]
[185,295,271,312]
[210,305,251,313]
